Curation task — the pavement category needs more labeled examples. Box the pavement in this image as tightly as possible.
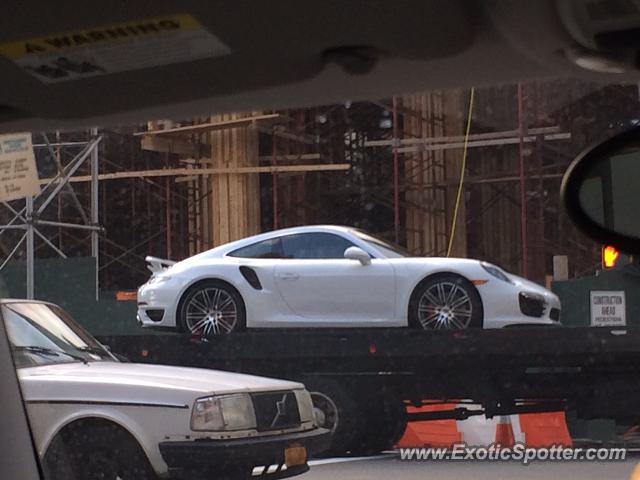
[301,453,639,480]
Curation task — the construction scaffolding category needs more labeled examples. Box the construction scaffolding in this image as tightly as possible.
[2,79,637,295]
[0,130,102,299]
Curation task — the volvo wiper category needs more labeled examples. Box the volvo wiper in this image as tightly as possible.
[77,346,113,359]
[14,345,88,364]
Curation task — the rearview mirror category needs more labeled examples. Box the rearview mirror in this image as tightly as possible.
[562,126,640,253]
[344,246,371,265]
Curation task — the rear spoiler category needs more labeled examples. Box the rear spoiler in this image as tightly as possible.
[145,256,177,275]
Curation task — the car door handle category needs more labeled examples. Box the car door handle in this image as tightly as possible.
[277,272,300,280]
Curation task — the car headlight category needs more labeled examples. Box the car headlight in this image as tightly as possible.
[480,262,514,284]
[191,394,256,431]
[294,389,315,424]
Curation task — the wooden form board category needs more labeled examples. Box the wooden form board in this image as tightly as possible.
[396,132,570,154]
[199,153,321,163]
[38,163,349,184]
[135,114,280,137]
[364,126,562,147]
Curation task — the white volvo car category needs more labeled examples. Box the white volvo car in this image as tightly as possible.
[3,299,329,480]
[137,225,561,335]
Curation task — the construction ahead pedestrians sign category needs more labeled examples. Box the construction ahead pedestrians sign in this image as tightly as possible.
[0,14,231,83]
[0,133,39,202]
[590,291,626,327]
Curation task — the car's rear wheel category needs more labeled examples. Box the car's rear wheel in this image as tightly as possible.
[409,273,483,329]
[178,280,246,335]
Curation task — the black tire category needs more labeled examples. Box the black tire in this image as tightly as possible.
[178,279,246,336]
[43,421,155,480]
[302,376,363,457]
[347,395,408,455]
[409,273,483,329]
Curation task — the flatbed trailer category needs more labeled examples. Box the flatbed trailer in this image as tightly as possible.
[100,326,640,454]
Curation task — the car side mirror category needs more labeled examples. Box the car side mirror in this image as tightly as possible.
[344,246,371,265]
[561,126,640,253]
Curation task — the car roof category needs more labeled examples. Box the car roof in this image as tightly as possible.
[201,225,357,256]
[253,225,354,237]
[0,299,52,305]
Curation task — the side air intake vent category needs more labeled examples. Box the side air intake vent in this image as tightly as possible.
[239,266,262,290]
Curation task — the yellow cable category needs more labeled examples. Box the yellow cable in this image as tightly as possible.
[446,87,475,257]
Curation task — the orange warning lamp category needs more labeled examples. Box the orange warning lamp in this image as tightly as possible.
[602,245,620,269]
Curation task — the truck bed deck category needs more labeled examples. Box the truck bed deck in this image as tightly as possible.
[100,325,640,421]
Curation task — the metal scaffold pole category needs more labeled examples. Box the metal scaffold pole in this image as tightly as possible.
[25,196,34,299]
[272,132,279,229]
[90,127,100,300]
[392,97,400,244]
[517,83,529,278]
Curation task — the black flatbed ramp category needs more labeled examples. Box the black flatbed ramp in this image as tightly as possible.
[100,326,640,421]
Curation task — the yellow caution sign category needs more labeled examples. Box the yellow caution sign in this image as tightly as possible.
[0,133,39,202]
[0,14,230,83]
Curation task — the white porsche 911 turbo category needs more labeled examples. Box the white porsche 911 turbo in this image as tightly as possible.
[137,225,561,335]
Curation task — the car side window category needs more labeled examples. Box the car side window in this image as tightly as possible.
[280,233,356,259]
[228,237,284,258]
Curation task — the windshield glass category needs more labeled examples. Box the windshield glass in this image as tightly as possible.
[0,16,640,480]
[3,303,114,368]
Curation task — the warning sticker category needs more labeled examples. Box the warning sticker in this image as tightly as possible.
[0,133,39,202]
[0,14,231,83]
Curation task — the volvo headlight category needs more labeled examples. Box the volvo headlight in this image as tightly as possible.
[295,389,315,424]
[480,262,514,284]
[191,394,256,431]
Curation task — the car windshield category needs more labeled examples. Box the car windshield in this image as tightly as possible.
[2,10,640,480]
[3,303,114,368]
[3,79,639,477]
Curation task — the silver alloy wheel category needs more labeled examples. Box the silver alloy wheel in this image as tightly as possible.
[309,391,339,434]
[418,280,473,329]
[185,287,238,335]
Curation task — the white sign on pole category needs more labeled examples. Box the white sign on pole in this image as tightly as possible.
[0,133,39,202]
[590,291,626,327]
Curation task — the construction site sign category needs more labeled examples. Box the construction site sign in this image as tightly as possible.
[0,14,231,83]
[0,133,39,202]
[590,290,626,327]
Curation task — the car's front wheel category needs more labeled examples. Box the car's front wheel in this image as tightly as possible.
[178,280,246,335]
[409,273,483,329]
[43,421,155,480]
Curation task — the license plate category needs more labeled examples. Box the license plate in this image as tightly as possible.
[284,445,307,466]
